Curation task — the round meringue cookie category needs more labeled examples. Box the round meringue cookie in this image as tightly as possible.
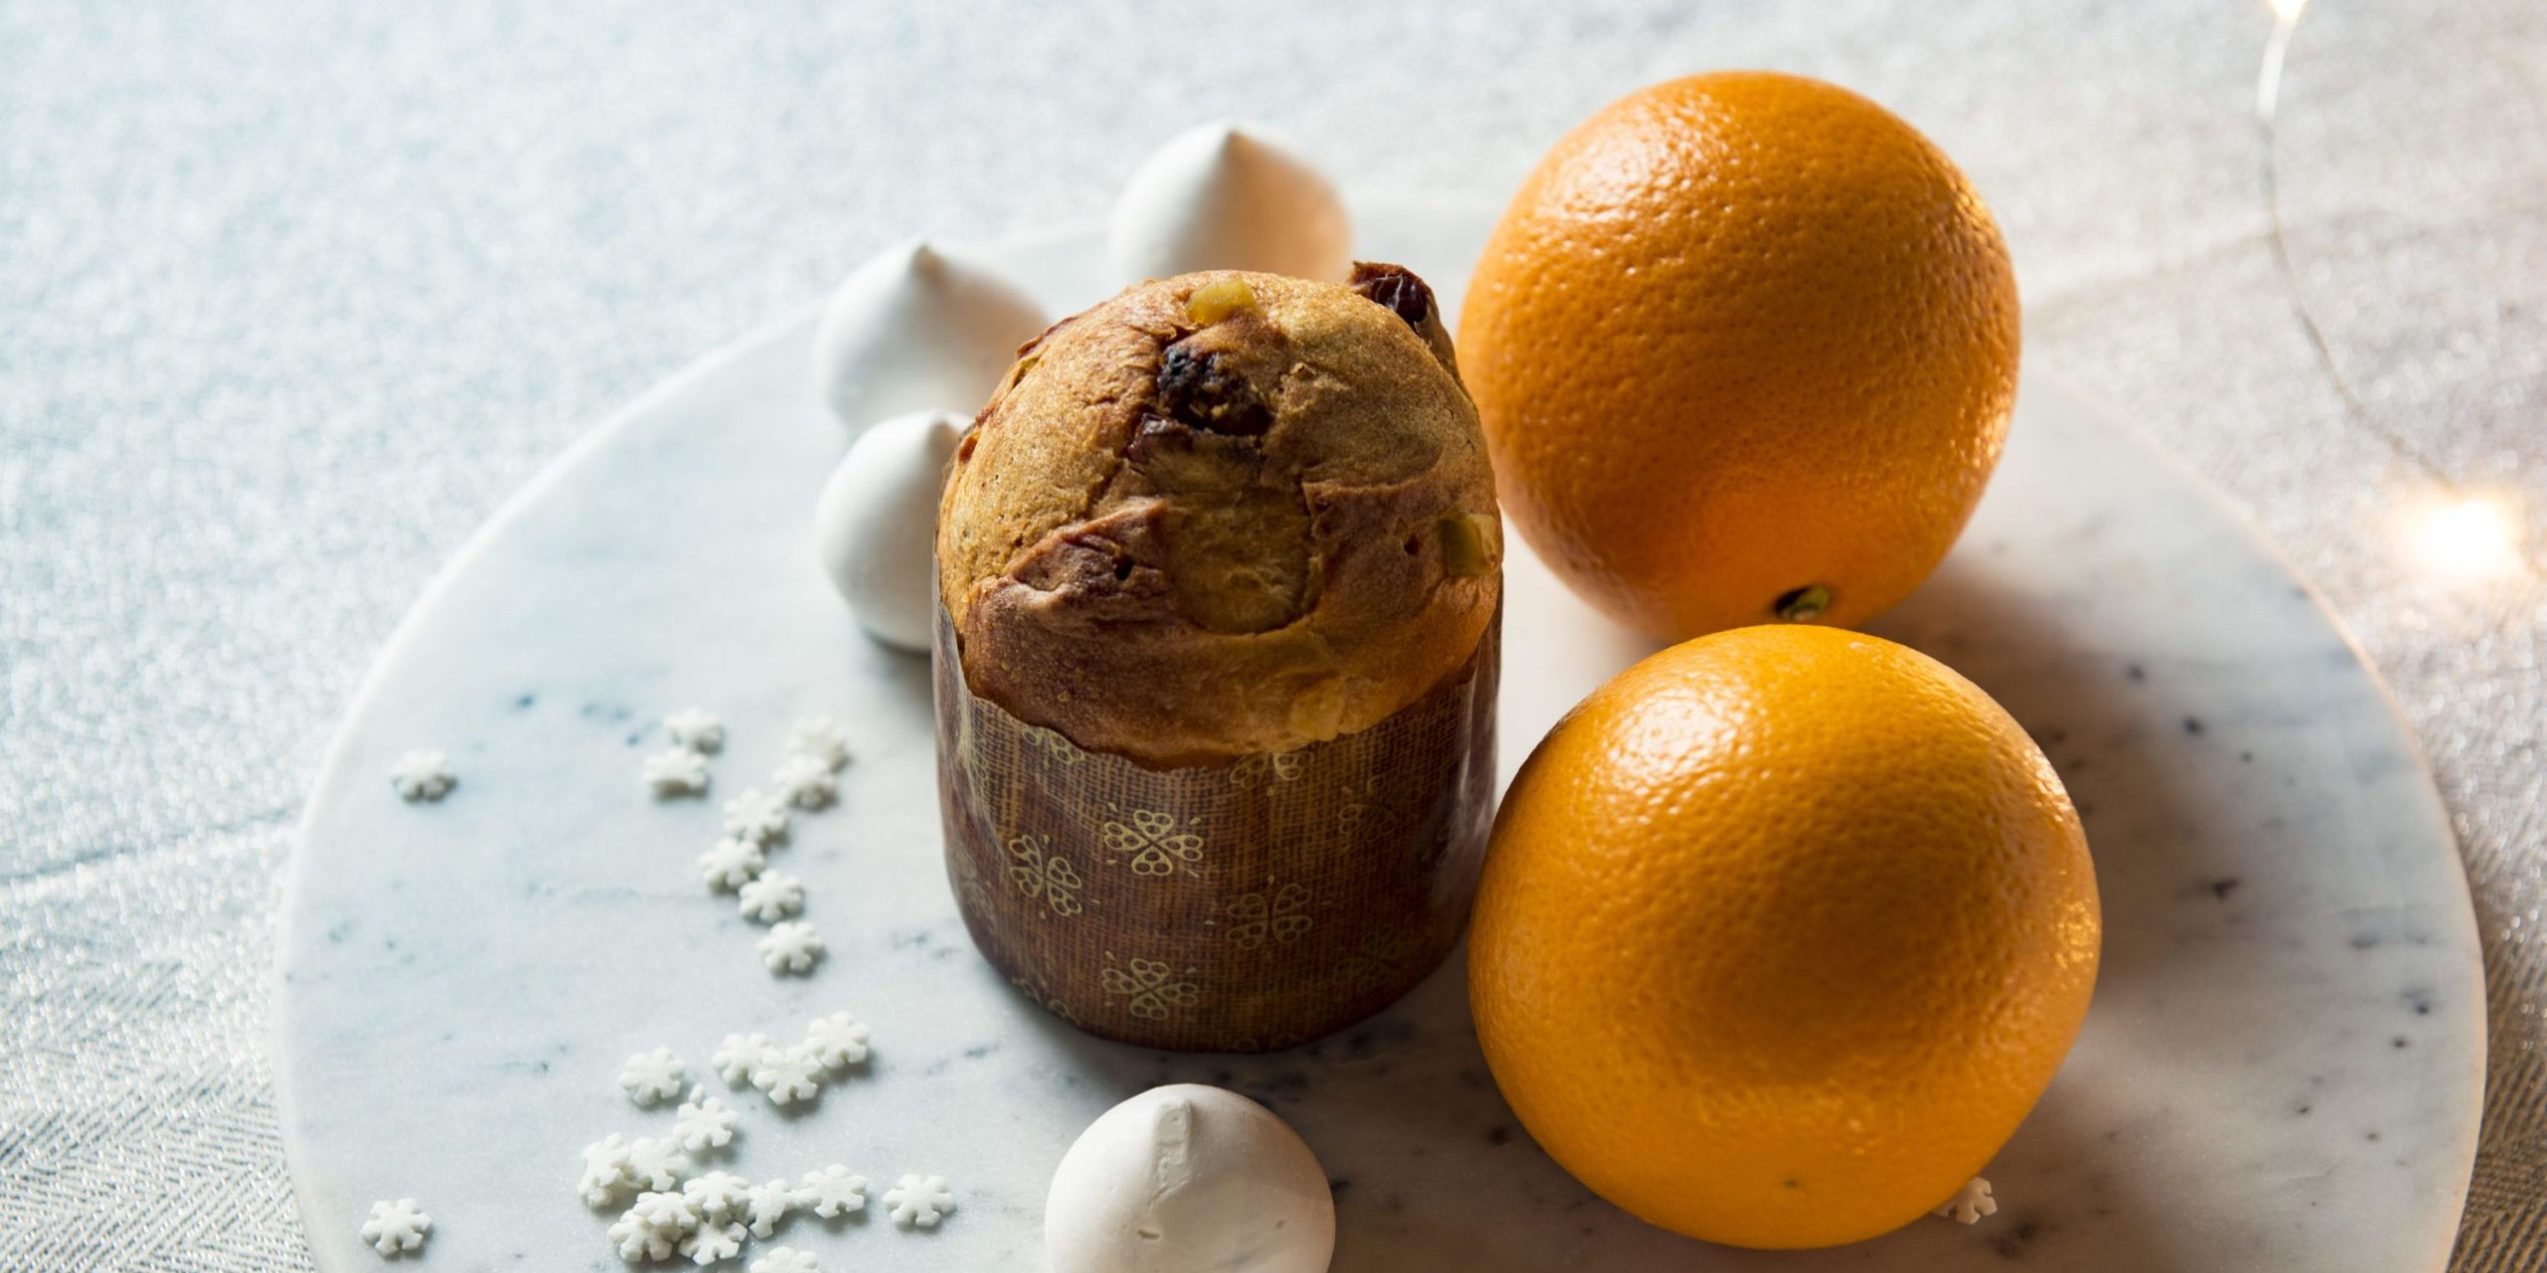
[814,409,965,652]
[812,241,1047,435]
[1044,1085,1335,1273]
[1110,123,1352,284]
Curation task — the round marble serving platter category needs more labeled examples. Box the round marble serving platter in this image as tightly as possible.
[277,202,2485,1273]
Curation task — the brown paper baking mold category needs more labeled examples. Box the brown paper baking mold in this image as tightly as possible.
[933,606,1498,1052]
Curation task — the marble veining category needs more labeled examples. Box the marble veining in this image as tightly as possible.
[275,208,2484,1272]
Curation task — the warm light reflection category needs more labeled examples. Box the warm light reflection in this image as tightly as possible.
[2402,490,2527,584]
[2256,0,2306,120]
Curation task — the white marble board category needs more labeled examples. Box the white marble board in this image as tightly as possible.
[276,203,2485,1272]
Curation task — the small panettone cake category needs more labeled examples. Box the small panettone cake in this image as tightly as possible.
[934,264,1502,1051]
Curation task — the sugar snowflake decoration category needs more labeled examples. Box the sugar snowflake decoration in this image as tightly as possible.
[612,1187,707,1260]
[883,1173,954,1228]
[619,1047,688,1106]
[737,871,804,923]
[624,1136,691,1190]
[710,1032,771,1085]
[796,1164,868,1219]
[1934,1176,1998,1225]
[645,747,711,796]
[674,1093,738,1152]
[577,1133,634,1207]
[665,707,724,753]
[784,716,852,771]
[607,1207,681,1262]
[803,1011,870,1069]
[752,1247,819,1273]
[698,837,767,891]
[722,789,791,844]
[758,921,824,974]
[388,751,455,802]
[632,1188,701,1232]
[681,1169,753,1220]
[750,1045,825,1105]
[770,754,839,809]
[683,1220,747,1266]
[359,1197,431,1256]
[742,1177,797,1237]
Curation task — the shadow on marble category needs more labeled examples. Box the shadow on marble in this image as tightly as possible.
[842,630,936,720]
[1874,556,2239,1001]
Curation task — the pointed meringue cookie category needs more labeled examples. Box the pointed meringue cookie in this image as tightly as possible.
[813,409,965,652]
[1044,1085,1335,1273]
[812,241,1046,436]
[1109,122,1352,283]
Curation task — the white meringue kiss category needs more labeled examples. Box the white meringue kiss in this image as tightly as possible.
[813,409,964,653]
[1044,1085,1335,1273]
[812,241,1045,436]
[1110,123,1352,284]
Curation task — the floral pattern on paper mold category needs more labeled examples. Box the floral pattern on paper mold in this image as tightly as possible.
[1100,951,1202,1022]
[1005,833,1085,917]
[1224,882,1314,949]
[1098,806,1207,879]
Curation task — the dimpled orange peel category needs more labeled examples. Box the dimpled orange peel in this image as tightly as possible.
[1457,72,2021,639]
[1467,625,2099,1249]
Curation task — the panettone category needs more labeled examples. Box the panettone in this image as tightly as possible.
[936,265,1500,768]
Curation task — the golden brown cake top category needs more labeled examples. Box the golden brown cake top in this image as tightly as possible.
[936,265,1501,768]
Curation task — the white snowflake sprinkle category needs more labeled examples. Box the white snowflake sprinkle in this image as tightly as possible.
[1934,1176,1998,1225]
[619,1047,688,1106]
[681,1221,746,1266]
[769,753,839,810]
[783,716,852,771]
[624,1136,691,1190]
[645,747,711,797]
[742,1177,797,1238]
[358,1197,431,1256]
[608,1207,680,1262]
[681,1169,753,1220]
[632,1188,702,1232]
[698,837,767,891]
[882,1173,954,1228]
[750,1045,825,1105]
[758,921,824,974]
[577,1133,634,1207]
[673,1093,738,1152]
[388,751,455,802]
[796,1165,868,1219]
[751,1247,819,1273]
[802,1012,870,1069]
[737,871,804,923]
[721,789,791,844]
[710,1032,771,1085]
[665,707,724,753]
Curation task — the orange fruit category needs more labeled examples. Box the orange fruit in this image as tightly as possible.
[1468,625,2098,1249]
[1457,72,2020,640]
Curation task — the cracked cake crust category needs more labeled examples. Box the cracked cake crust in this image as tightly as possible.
[936,266,1500,768]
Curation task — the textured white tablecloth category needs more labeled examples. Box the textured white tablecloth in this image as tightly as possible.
[3,1,2540,1267]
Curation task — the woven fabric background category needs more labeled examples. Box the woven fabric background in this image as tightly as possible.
[1,1,2540,1267]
